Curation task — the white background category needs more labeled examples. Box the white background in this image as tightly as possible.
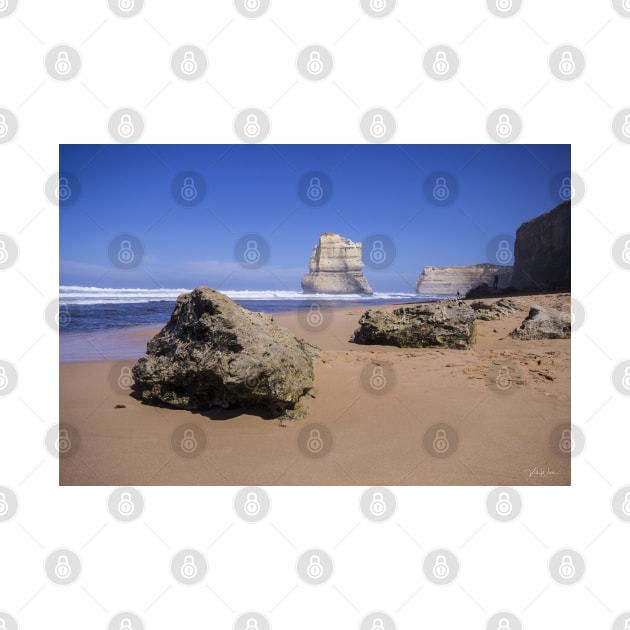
[1,0,629,628]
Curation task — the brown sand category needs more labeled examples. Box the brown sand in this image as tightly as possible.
[60,294,570,486]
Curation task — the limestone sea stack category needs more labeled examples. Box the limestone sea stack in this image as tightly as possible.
[301,233,373,295]
[132,287,315,416]
[511,200,570,291]
[416,263,513,296]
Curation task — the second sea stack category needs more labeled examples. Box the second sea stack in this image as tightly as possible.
[301,233,373,295]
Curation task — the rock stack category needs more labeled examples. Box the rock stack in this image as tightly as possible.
[301,233,373,295]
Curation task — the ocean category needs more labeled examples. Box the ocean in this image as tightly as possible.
[58,286,448,361]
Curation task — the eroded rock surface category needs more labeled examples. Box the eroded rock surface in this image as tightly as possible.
[353,301,476,349]
[132,287,315,415]
[509,305,570,340]
[301,233,373,295]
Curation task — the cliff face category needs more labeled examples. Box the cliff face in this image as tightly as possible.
[511,201,570,291]
[301,233,373,295]
[416,264,513,295]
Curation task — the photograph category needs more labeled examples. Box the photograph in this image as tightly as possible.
[59,143,571,486]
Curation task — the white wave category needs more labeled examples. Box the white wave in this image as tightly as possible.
[59,286,426,306]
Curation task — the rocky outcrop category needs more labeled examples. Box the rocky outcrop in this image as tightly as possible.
[416,264,513,296]
[509,305,570,340]
[353,301,476,349]
[470,298,519,320]
[301,233,373,295]
[511,201,570,291]
[132,287,315,415]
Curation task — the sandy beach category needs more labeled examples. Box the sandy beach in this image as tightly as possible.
[59,294,570,486]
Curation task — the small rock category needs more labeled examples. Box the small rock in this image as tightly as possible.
[509,305,570,340]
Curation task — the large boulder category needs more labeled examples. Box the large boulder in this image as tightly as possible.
[470,298,519,320]
[301,233,373,295]
[132,287,315,415]
[509,305,570,340]
[353,301,476,349]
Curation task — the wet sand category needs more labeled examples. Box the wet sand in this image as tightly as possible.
[59,294,571,486]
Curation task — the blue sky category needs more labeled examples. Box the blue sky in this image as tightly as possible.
[60,143,570,292]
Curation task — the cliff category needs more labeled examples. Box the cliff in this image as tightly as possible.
[416,264,513,295]
[301,233,373,295]
[511,201,570,291]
